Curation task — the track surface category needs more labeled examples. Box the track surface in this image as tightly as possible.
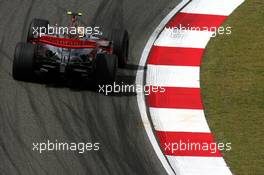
[0,0,181,174]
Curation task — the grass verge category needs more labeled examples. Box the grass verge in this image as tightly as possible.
[201,1,264,175]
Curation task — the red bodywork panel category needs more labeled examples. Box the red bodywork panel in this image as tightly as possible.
[33,35,97,49]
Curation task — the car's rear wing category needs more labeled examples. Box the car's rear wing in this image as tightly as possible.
[33,35,97,49]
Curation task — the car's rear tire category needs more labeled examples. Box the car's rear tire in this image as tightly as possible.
[95,53,118,85]
[13,42,36,81]
[109,29,129,68]
[27,18,49,42]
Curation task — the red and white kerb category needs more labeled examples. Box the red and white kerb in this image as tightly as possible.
[145,0,244,174]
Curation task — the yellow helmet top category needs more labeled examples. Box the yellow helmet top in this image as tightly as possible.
[67,10,82,16]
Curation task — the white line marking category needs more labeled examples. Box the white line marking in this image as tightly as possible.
[149,107,210,132]
[146,65,200,88]
[154,29,213,48]
[167,156,233,175]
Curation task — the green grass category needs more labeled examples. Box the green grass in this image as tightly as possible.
[201,0,264,175]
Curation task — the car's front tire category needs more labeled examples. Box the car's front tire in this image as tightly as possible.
[109,29,129,68]
[13,42,36,81]
[95,53,118,85]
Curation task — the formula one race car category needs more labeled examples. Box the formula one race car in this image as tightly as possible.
[12,11,129,84]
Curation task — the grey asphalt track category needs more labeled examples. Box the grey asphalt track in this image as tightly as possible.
[0,0,181,174]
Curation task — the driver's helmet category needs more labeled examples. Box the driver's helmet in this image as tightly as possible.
[67,11,85,39]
